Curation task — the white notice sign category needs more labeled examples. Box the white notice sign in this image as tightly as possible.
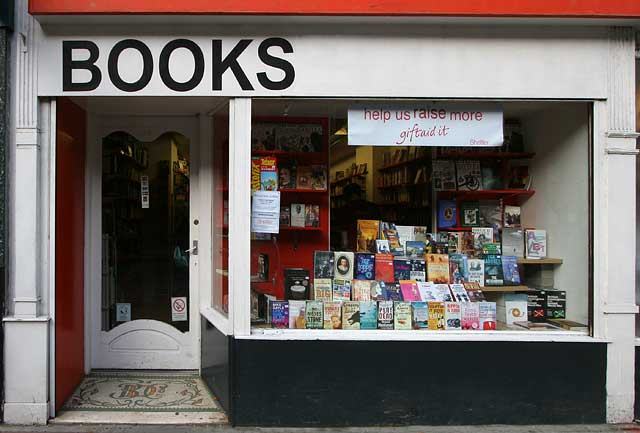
[171,297,188,322]
[251,190,281,234]
[348,104,503,147]
[140,175,150,208]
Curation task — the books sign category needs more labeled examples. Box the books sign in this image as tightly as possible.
[348,104,503,147]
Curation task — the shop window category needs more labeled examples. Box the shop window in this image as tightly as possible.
[248,99,591,334]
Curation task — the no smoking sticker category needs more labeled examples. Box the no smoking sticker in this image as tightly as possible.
[171,297,188,322]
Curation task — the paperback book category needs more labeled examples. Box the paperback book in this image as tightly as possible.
[504,205,521,228]
[502,228,525,258]
[445,302,462,330]
[334,251,355,280]
[428,302,446,330]
[313,278,333,301]
[394,258,412,281]
[279,206,291,226]
[412,302,429,329]
[432,160,456,191]
[352,280,372,301]
[259,156,278,191]
[479,200,503,232]
[377,301,395,330]
[310,165,328,190]
[426,254,450,284]
[546,290,567,319]
[438,200,457,229]
[525,229,547,259]
[332,279,352,302]
[467,259,485,286]
[370,281,387,301]
[278,162,297,189]
[455,160,482,191]
[376,240,391,254]
[305,205,320,228]
[472,227,494,253]
[449,254,469,284]
[409,258,426,282]
[357,219,380,253]
[355,253,376,280]
[479,301,497,330]
[384,283,403,301]
[290,203,306,227]
[433,284,454,302]
[382,223,404,255]
[449,283,471,302]
[461,302,481,330]
[400,280,421,301]
[460,201,481,227]
[342,301,361,330]
[305,301,324,329]
[375,254,395,282]
[284,268,310,300]
[296,166,313,190]
[323,301,342,329]
[289,300,307,329]
[464,282,486,302]
[394,302,412,330]
[359,301,378,330]
[270,301,289,329]
[501,255,521,285]
[484,254,504,286]
[405,241,426,258]
[416,281,436,302]
[313,251,335,279]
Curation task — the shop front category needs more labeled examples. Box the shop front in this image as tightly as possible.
[4,1,640,426]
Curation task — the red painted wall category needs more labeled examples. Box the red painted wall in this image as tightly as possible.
[29,0,640,17]
[55,97,86,411]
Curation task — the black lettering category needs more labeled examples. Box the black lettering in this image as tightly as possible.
[212,39,254,91]
[159,39,205,92]
[62,41,102,92]
[256,37,295,91]
[108,39,153,92]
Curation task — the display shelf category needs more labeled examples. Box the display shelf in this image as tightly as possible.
[280,188,328,194]
[330,173,368,186]
[377,182,428,190]
[481,285,530,292]
[435,151,535,160]
[517,258,563,265]
[279,226,323,231]
[437,226,472,232]
[436,189,535,201]
[378,155,430,172]
[253,149,324,159]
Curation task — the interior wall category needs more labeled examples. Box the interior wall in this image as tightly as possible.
[521,102,590,324]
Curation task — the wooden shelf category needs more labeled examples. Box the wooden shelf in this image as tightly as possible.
[377,182,428,190]
[517,258,563,265]
[481,285,530,292]
[437,189,535,201]
[435,151,535,160]
[378,155,430,172]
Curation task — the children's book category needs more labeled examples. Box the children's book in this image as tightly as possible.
[251,157,261,191]
[359,301,378,330]
[289,300,307,329]
[352,280,372,301]
[449,283,471,302]
[501,255,521,285]
[357,219,380,253]
[467,259,485,287]
[259,156,278,191]
[412,302,429,329]
[484,254,504,286]
[305,300,324,329]
[270,301,289,329]
[369,281,388,301]
[323,301,342,329]
[374,253,395,282]
[479,302,497,330]
[445,302,462,330]
[377,301,394,330]
[384,283,403,301]
[426,254,450,284]
[400,280,421,301]
[313,251,335,279]
[449,253,469,284]
[332,279,351,302]
[313,278,333,301]
[355,253,376,280]
[342,301,360,330]
[394,302,412,330]
[333,251,355,280]
[393,258,412,281]
[428,302,446,330]
[461,302,480,330]
[437,199,457,229]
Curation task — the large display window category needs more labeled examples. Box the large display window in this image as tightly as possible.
[245,99,592,336]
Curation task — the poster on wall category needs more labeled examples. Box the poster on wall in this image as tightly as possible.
[348,104,503,147]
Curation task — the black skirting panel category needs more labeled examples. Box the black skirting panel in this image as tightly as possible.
[231,339,606,427]
[636,347,639,419]
[200,317,232,415]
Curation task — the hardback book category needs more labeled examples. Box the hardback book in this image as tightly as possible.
[416,281,436,302]
[332,279,352,302]
[405,241,426,258]
[483,254,504,286]
[313,278,333,301]
[503,205,521,228]
[431,160,456,191]
[370,281,388,301]
[426,254,450,284]
[479,200,503,232]
[382,223,404,255]
[289,300,307,329]
[482,243,502,255]
[449,253,469,284]
[305,205,320,228]
[323,301,342,329]
[525,229,547,259]
[460,201,481,227]
[409,258,426,282]
[284,268,310,300]
[270,301,289,329]
[547,319,588,331]
[445,302,462,330]
[455,160,482,191]
[376,239,391,254]
[437,200,457,229]
[359,301,378,330]
[305,300,324,329]
[279,206,291,226]
[259,156,278,191]
[461,302,481,330]
[352,280,372,301]
[412,302,429,329]
[394,258,412,281]
[449,283,471,302]
[480,162,504,190]
[526,290,547,322]
[251,157,261,191]
[501,255,521,285]
[478,301,497,330]
[464,282,486,302]
[374,254,395,283]
[433,284,454,302]
[310,165,328,190]
[295,165,313,189]
[278,162,297,189]
[313,251,335,279]
[334,251,355,280]
[378,301,395,330]
[384,283,403,301]
[394,302,412,330]
[513,321,561,331]
[400,280,421,301]
[546,290,567,320]
[502,228,525,258]
[355,253,376,280]
[467,259,485,286]
[357,219,380,253]
[342,301,361,330]
[290,203,306,227]
[428,301,446,330]
[472,227,494,253]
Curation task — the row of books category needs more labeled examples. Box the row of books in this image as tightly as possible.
[280,203,320,228]
[437,200,519,231]
[252,122,324,153]
[251,156,328,191]
[432,159,530,191]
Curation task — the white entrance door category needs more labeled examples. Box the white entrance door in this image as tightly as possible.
[87,116,200,370]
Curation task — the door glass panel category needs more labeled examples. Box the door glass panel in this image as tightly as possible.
[102,131,190,332]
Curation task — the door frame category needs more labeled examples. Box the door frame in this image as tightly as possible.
[84,114,201,370]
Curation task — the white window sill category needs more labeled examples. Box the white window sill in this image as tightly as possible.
[200,306,231,336]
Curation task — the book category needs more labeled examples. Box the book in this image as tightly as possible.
[502,228,525,258]
[547,319,588,331]
[370,281,388,301]
[460,201,481,227]
[412,302,429,329]
[480,162,504,190]
[314,251,335,279]
[527,290,547,322]
[296,165,313,189]
[290,203,306,227]
[251,157,261,191]
[334,251,355,280]
[428,302,446,330]
[416,281,436,302]
[405,241,425,258]
[433,284,454,302]
[313,278,333,301]
[289,300,307,329]
[323,301,342,329]
[546,290,567,319]
[284,268,310,300]
[479,302,497,330]
[433,242,449,255]
[355,253,376,280]
[424,233,437,253]
[513,321,561,331]
[305,205,320,228]
[445,302,462,330]
[352,280,372,301]
[333,279,352,302]
[449,253,469,284]
[509,164,530,189]
[377,301,394,330]
[437,200,457,229]
[503,205,521,228]
[382,223,404,255]
[376,240,391,254]
[409,258,426,282]
[394,258,412,281]
[500,293,528,326]
[472,227,494,254]
[374,254,395,283]
[342,301,360,330]
[484,254,504,286]
[461,302,480,330]
[464,282,486,302]
[384,283,403,301]
[501,256,521,285]
[482,243,502,255]
[259,156,278,191]
[279,206,291,226]
[479,200,503,232]
[400,280,421,301]
[305,301,324,329]
[278,162,296,189]
[359,301,378,329]
[395,225,415,249]
[525,229,547,259]
[431,160,456,191]
[449,283,471,302]
[251,122,276,150]
[357,220,380,253]
[258,253,269,281]
[460,232,475,256]
[310,165,328,190]
[270,301,289,329]
[456,160,482,191]
[467,259,485,286]
[394,302,412,330]
[426,254,450,284]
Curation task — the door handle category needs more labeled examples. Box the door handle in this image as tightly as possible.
[185,240,198,255]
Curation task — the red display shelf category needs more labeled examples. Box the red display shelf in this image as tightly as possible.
[253,149,324,159]
[330,173,367,186]
[377,182,428,190]
[437,189,535,200]
[279,226,323,231]
[378,155,430,172]
[280,188,328,193]
[435,151,535,160]
[438,226,472,232]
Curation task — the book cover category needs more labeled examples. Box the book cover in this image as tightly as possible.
[384,283,403,301]
[288,300,307,329]
[355,253,376,280]
[441,231,462,254]
[270,301,289,329]
[480,162,504,190]
[456,160,482,191]
[251,157,261,191]
[431,160,456,191]
[504,205,521,228]
[414,226,428,242]
[394,258,412,281]
[259,156,278,191]
[479,200,503,232]
[296,165,313,189]
[467,259,485,286]
[426,254,450,284]
[449,253,469,283]
[342,301,360,330]
[416,281,436,302]
[547,319,588,331]
[461,302,481,330]
[428,301,446,330]
[484,254,504,286]
[460,201,481,227]
[394,302,412,330]
[433,242,449,255]
[310,165,328,190]
[424,233,437,253]
[357,220,380,253]
[305,300,324,329]
[449,283,471,302]
[382,223,404,255]
[437,200,457,229]
[305,205,320,228]
[323,301,342,329]
[359,301,378,329]
[527,290,547,322]
[472,227,494,253]
[502,228,525,258]
[352,280,372,301]
[284,268,310,300]
[460,232,475,256]
[396,225,415,249]
[412,302,429,329]
[445,302,462,330]
[464,282,487,302]
[478,302,497,330]
[503,293,528,326]
[290,203,306,227]
[526,229,547,259]
[370,281,387,301]
[313,250,335,279]
[400,280,421,301]
[279,206,291,226]
[332,279,352,302]
[374,254,395,283]
[482,243,501,255]
[546,290,567,319]
[409,258,426,282]
[377,301,394,330]
[433,284,454,302]
[334,251,355,280]
[376,239,391,254]
[313,278,333,301]
[501,255,521,285]
[278,162,297,189]
[405,241,425,258]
